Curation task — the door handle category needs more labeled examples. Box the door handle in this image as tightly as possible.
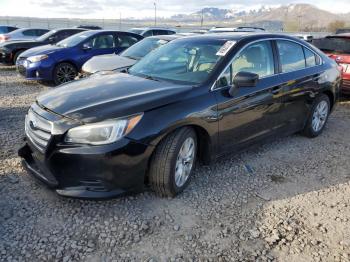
[271,86,282,95]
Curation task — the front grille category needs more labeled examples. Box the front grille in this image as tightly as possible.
[16,57,27,76]
[25,109,53,153]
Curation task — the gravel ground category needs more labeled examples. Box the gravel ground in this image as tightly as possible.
[0,66,350,262]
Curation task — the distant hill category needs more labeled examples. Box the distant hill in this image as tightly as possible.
[170,4,350,31]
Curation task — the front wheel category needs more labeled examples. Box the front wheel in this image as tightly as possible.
[149,127,197,197]
[302,94,330,138]
[53,62,77,86]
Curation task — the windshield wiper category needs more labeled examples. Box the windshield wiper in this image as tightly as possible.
[144,74,160,82]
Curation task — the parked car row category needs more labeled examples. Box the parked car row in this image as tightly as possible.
[10,31,340,199]
[16,30,143,85]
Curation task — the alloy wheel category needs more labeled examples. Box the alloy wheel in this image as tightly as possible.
[56,64,76,84]
[174,137,195,187]
[312,100,329,132]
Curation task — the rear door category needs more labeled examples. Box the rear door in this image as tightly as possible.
[214,40,285,153]
[275,40,322,132]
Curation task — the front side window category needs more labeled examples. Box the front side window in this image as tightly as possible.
[231,41,275,78]
[277,40,305,73]
[129,40,223,85]
[22,29,37,36]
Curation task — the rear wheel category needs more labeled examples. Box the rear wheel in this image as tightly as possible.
[53,62,77,86]
[149,127,197,197]
[302,94,330,138]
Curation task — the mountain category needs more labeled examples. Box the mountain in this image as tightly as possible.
[170,4,350,31]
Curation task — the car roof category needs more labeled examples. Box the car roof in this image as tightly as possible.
[331,33,350,38]
[172,32,309,43]
[131,27,175,31]
[146,34,183,41]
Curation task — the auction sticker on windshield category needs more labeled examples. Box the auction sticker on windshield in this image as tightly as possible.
[216,41,236,56]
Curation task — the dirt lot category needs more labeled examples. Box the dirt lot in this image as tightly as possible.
[0,66,350,262]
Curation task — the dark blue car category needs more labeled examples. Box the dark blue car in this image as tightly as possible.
[16,30,143,85]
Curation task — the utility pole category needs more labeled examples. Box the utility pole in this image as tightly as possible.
[119,12,122,30]
[154,2,157,26]
[200,9,204,27]
[298,15,302,32]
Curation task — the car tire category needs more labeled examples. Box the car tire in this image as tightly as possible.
[53,62,78,86]
[149,127,197,197]
[13,50,24,64]
[302,94,330,138]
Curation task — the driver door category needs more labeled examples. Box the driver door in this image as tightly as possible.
[213,40,286,153]
[78,33,116,68]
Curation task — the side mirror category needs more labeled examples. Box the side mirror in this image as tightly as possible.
[233,71,259,87]
[82,43,92,50]
[228,71,259,97]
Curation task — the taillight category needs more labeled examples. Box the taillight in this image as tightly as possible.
[0,34,10,42]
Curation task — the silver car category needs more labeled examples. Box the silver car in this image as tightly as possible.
[0,28,49,43]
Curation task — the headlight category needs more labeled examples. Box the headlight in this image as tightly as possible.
[27,55,48,63]
[64,114,143,145]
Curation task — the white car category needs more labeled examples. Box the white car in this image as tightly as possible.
[0,28,49,43]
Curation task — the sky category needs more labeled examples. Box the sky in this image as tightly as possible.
[0,0,350,19]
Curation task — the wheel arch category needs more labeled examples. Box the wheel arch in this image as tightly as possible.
[322,90,335,111]
[144,123,213,184]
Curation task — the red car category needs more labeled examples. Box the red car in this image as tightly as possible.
[313,34,350,95]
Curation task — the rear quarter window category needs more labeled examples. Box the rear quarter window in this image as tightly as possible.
[303,47,317,67]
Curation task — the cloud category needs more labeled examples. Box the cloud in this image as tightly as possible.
[7,0,350,18]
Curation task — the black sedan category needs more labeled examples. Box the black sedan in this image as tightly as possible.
[0,28,85,65]
[19,33,341,199]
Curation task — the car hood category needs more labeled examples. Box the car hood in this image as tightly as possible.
[37,73,192,123]
[20,44,63,58]
[82,54,136,74]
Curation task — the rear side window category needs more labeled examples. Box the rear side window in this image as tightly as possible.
[87,34,115,49]
[117,35,139,48]
[277,40,305,73]
[304,47,317,67]
[143,30,153,37]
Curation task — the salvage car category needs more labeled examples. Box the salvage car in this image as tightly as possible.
[0,28,85,65]
[0,28,49,43]
[312,34,350,94]
[16,30,143,85]
[18,33,341,199]
[80,34,181,77]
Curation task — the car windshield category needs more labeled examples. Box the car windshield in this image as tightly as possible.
[121,37,170,60]
[56,31,95,47]
[128,40,224,85]
[313,37,350,54]
[129,29,144,35]
[36,30,57,41]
